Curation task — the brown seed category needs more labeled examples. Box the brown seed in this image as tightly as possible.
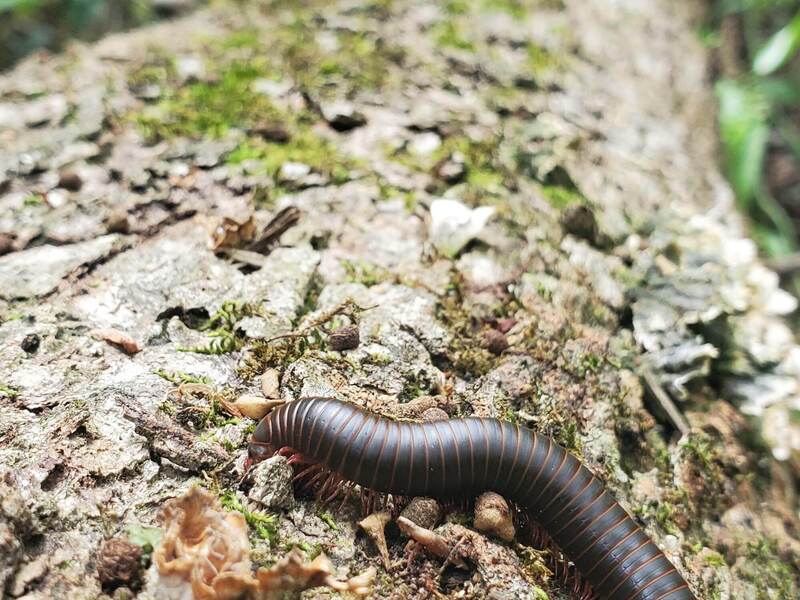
[328,325,360,351]
[58,170,83,191]
[400,497,441,531]
[421,407,449,421]
[21,333,40,353]
[97,538,142,591]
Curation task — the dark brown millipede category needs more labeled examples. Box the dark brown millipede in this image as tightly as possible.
[248,397,695,600]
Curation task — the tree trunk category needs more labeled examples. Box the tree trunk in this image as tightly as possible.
[1,1,798,598]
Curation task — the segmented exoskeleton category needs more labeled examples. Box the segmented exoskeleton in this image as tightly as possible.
[249,397,695,600]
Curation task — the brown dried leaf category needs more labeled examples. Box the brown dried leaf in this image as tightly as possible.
[209,215,257,251]
[155,487,253,600]
[256,549,376,598]
[89,328,141,355]
[153,487,375,599]
[234,394,284,420]
[359,511,392,569]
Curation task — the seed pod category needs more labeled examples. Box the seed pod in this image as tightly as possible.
[328,325,360,351]
[97,538,142,591]
[474,491,515,542]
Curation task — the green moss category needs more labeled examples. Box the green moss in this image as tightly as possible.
[433,21,475,52]
[444,0,470,14]
[739,537,798,599]
[389,133,508,203]
[219,490,279,544]
[514,545,551,596]
[341,259,393,287]
[23,194,43,207]
[482,0,527,18]
[378,182,419,212]
[127,56,176,90]
[526,43,559,75]
[226,131,354,189]
[0,383,19,399]
[435,274,498,378]
[317,510,339,531]
[220,29,261,50]
[136,60,284,140]
[178,301,263,355]
[540,184,586,210]
[633,499,681,536]
[282,540,323,559]
[154,370,212,385]
[273,17,395,95]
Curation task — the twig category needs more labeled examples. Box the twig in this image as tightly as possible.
[640,365,690,436]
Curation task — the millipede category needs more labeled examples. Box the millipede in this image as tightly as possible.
[248,397,695,600]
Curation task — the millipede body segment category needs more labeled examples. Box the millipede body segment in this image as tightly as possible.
[249,397,695,600]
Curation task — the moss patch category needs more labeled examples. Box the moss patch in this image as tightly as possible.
[135,60,284,140]
[540,183,586,210]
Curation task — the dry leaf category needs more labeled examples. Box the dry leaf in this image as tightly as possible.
[209,215,257,251]
[358,511,392,569]
[89,328,141,355]
[153,487,374,599]
[234,395,284,420]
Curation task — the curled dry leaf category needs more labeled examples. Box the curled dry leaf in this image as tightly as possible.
[396,516,467,569]
[358,511,392,570]
[256,550,375,597]
[89,328,141,355]
[153,487,374,599]
[234,394,284,421]
[209,215,257,251]
[155,487,253,600]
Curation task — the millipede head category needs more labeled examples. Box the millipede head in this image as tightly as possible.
[247,440,273,466]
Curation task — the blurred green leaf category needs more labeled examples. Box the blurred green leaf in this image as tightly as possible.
[754,77,800,106]
[753,221,796,257]
[716,78,770,206]
[0,0,41,13]
[753,10,800,75]
[777,117,800,163]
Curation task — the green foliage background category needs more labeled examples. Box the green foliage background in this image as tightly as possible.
[708,0,800,258]
[0,1,178,70]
